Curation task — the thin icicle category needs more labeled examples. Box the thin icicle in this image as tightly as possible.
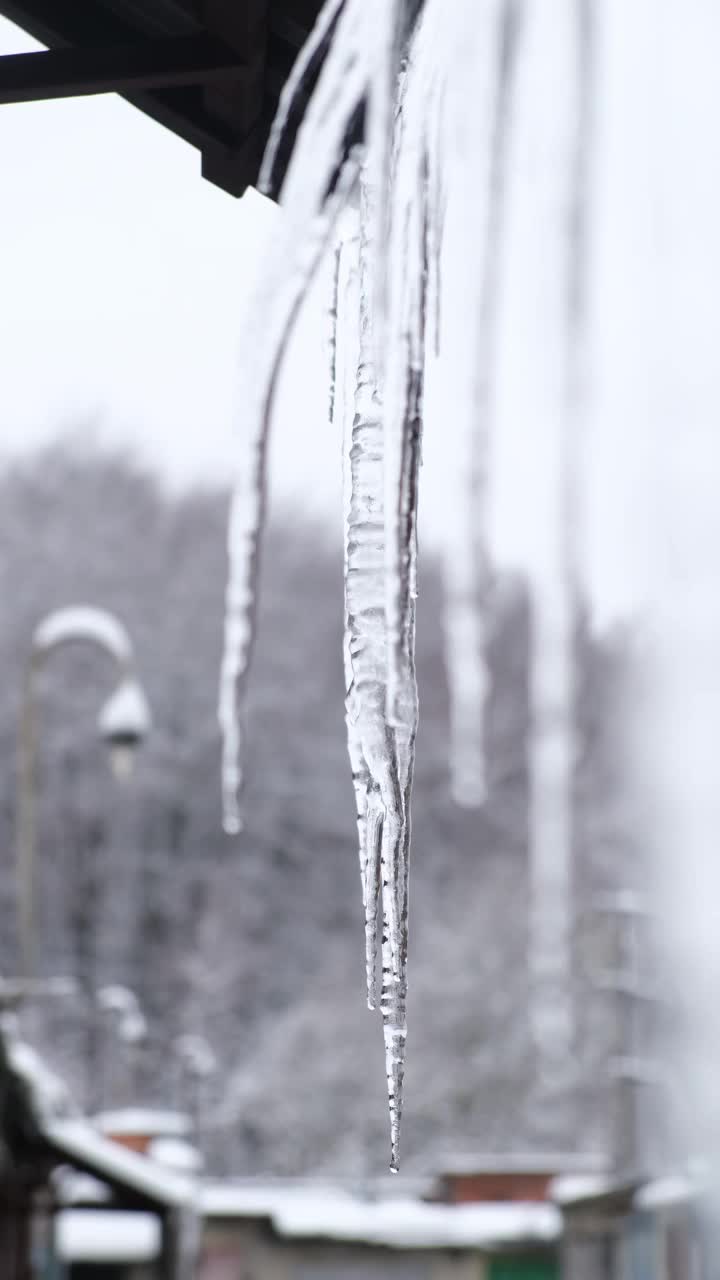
[364,787,383,1010]
[440,0,521,809]
[277,0,365,210]
[259,0,347,196]
[221,0,378,828]
[384,13,434,725]
[527,0,594,1067]
[529,0,593,1069]
[493,0,583,1062]
[362,0,406,373]
[219,157,360,833]
[328,243,343,430]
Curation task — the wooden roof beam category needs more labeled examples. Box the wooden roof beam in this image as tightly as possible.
[0,33,246,104]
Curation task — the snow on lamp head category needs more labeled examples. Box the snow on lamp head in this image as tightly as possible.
[98,677,151,779]
[17,606,152,979]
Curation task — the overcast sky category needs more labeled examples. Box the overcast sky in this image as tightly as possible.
[0,13,656,621]
[0,17,341,516]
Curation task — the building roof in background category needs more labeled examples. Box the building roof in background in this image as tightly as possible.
[94,1108,190,1139]
[201,1182,562,1251]
[44,1118,194,1209]
[436,1152,607,1178]
[634,1176,696,1212]
[549,1174,616,1207]
[0,0,327,196]
[56,1186,561,1265]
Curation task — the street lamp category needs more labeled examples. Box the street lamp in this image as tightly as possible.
[16,606,151,981]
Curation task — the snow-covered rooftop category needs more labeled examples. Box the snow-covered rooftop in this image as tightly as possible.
[55,1210,161,1263]
[201,1183,561,1250]
[550,1174,615,1206]
[148,1136,203,1174]
[46,1119,194,1208]
[634,1177,695,1212]
[437,1151,607,1177]
[93,1108,190,1138]
[273,1196,561,1249]
[7,1038,77,1123]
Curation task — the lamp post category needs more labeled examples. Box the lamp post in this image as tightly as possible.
[16,606,151,982]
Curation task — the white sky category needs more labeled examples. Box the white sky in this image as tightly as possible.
[0,13,652,620]
[0,18,340,519]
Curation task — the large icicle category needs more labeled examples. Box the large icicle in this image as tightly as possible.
[438,0,521,809]
[528,0,593,1073]
[493,0,587,1065]
[337,232,383,1009]
[342,175,413,1172]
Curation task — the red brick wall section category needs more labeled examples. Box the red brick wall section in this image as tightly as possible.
[104,1132,150,1155]
[441,1173,553,1203]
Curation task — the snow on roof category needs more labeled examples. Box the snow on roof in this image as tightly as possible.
[634,1176,695,1211]
[273,1197,561,1249]
[148,1137,203,1173]
[202,1177,434,1216]
[437,1151,607,1177]
[45,1119,194,1208]
[94,1108,190,1138]
[550,1174,615,1206]
[55,1211,161,1263]
[6,1038,77,1123]
[202,1184,561,1250]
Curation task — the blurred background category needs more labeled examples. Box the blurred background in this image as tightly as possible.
[0,8,634,1179]
[0,4,697,1278]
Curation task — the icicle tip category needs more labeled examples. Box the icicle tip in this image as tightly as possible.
[223,809,244,836]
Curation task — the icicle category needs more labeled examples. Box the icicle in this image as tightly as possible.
[258,0,348,196]
[328,243,343,430]
[338,231,385,1010]
[221,0,399,833]
[362,0,406,373]
[529,0,593,1071]
[363,787,383,1010]
[384,13,434,727]
[424,73,447,362]
[223,0,570,1169]
[219,157,361,833]
[492,0,585,1063]
[438,0,521,809]
[343,178,390,997]
[342,174,413,1170]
